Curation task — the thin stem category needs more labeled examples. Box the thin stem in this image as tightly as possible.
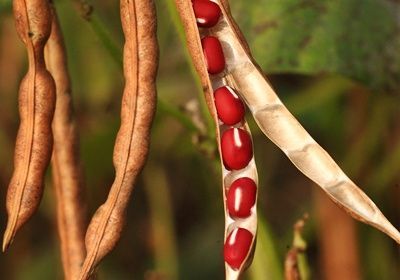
[157,98,201,133]
[71,0,122,68]
[165,0,215,137]
[89,14,123,68]
[71,0,205,141]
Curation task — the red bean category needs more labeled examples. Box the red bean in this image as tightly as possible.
[224,228,253,269]
[214,86,245,125]
[221,128,253,170]
[227,177,257,218]
[192,0,221,28]
[202,36,225,74]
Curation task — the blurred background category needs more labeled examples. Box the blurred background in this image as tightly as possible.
[0,0,399,279]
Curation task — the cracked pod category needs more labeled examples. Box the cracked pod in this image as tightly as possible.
[175,0,399,278]
[176,1,261,279]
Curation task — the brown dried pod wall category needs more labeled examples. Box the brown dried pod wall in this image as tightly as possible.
[3,0,56,251]
[78,0,158,279]
[175,0,400,278]
[1,0,399,279]
[176,0,260,278]
[45,4,87,280]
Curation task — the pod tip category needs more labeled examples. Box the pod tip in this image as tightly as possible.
[77,259,94,280]
[2,229,13,252]
[383,222,400,245]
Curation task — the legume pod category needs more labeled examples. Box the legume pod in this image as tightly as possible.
[175,0,400,279]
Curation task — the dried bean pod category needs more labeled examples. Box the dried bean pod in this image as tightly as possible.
[213,0,400,244]
[175,1,259,279]
[78,0,158,279]
[44,5,87,280]
[176,0,400,277]
[3,0,56,251]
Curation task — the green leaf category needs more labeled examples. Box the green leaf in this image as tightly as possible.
[233,0,400,91]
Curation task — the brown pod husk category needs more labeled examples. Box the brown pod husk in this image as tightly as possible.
[176,0,400,246]
[174,1,260,279]
[213,0,400,244]
[78,0,158,279]
[175,0,399,277]
[3,0,56,251]
[44,4,87,280]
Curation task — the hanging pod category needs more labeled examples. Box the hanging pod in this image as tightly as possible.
[176,0,400,278]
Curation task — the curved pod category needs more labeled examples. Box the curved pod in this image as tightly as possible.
[174,0,400,278]
[213,0,400,243]
[78,1,158,279]
[176,1,260,279]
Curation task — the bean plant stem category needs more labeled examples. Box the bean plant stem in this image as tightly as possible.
[165,0,215,137]
[71,0,210,142]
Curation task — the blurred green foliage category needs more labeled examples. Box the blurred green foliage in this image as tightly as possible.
[0,0,399,279]
[234,0,400,91]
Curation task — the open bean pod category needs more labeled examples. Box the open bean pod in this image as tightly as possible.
[213,0,400,244]
[176,1,260,278]
[175,0,399,277]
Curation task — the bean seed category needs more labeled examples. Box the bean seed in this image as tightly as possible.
[226,177,257,218]
[224,227,253,270]
[202,36,225,74]
[214,86,245,125]
[192,0,221,28]
[221,128,253,170]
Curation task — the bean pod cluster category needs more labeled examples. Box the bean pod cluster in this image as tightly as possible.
[192,0,258,275]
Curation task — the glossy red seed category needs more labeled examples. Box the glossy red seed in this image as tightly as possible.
[221,128,253,170]
[227,177,257,218]
[202,36,225,74]
[224,228,253,269]
[192,0,221,27]
[214,86,245,125]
